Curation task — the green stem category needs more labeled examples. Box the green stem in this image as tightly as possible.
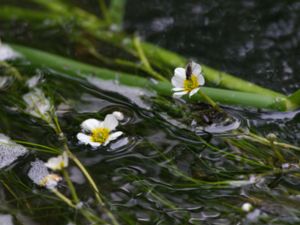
[9,44,299,111]
[51,188,76,208]
[51,114,119,225]
[98,0,111,23]
[62,169,80,203]
[244,132,300,152]
[51,189,106,224]
[67,150,104,205]
[133,36,167,81]
[197,89,222,112]
[0,3,294,98]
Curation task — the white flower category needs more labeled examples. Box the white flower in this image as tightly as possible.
[22,88,52,121]
[28,159,62,190]
[171,61,205,98]
[77,114,123,148]
[45,151,69,171]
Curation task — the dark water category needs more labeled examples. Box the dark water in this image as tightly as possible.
[125,0,300,94]
[1,1,300,225]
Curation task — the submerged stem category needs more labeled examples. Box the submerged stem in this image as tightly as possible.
[51,188,76,208]
[62,169,80,203]
[197,89,222,112]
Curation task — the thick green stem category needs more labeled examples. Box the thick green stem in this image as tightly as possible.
[9,44,298,111]
[0,4,288,98]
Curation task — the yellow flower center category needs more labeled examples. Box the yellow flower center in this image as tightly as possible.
[39,174,61,187]
[91,128,110,143]
[184,74,199,92]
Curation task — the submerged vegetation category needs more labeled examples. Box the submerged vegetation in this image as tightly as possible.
[0,0,300,224]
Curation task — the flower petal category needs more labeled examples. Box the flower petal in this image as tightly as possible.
[171,68,186,87]
[172,87,185,91]
[103,131,123,146]
[89,142,101,148]
[77,133,92,144]
[173,91,188,98]
[81,119,102,132]
[197,74,205,86]
[109,131,123,142]
[174,67,186,78]
[112,111,124,121]
[191,61,202,75]
[189,87,200,97]
[103,114,118,131]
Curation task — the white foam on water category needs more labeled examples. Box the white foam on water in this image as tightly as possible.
[27,159,49,185]
[0,134,28,169]
[87,76,153,110]
[0,214,13,225]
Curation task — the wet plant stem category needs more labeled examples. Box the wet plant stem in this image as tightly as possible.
[197,89,222,112]
[51,188,76,208]
[244,132,300,152]
[52,117,120,225]
[52,188,106,224]
[66,147,104,205]
[62,169,80,203]
[98,0,110,23]
[133,35,167,82]
[270,141,285,163]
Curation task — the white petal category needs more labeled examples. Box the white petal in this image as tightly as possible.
[172,87,185,91]
[191,61,202,75]
[171,68,186,88]
[81,118,102,132]
[89,142,101,148]
[189,87,200,97]
[110,131,123,140]
[77,133,92,144]
[174,67,186,78]
[197,74,205,86]
[44,158,59,170]
[104,131,123,146]
[112,111,124,121]
[103,131,123,146]
[103,114,118,131]
[172,91,188,98]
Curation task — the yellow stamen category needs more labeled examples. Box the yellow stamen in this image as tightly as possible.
[91,128,110,143]
[184,74,199,92]
[39,174,62,187]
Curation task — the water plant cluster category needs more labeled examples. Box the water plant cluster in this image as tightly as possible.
[0,0,300,224]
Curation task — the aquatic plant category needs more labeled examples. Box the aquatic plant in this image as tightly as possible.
[0,1,300,225]
[77,115,123,148]
[172,61,205,98]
